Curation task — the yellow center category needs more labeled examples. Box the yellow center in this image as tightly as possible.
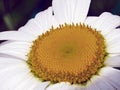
[27,24,107,84]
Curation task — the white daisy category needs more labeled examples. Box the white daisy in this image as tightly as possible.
[0,0,120,90]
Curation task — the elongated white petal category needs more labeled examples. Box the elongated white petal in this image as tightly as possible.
[0,48,28,60]
[107,46,120,54]
[105,29,120,43]
[14,74,36,90]
[0,56,43,90]
[0,41,31,46]
[109,53,120,57]
[0,60,41,90]
[0,40,13,45]
[105,29,120,54]
[19,7,58,37]
[0,63,25,75]
[0,57,24,64]
[87,75,115,90]
[0,41,31,51]
[34,82,50,90]
[0,60,27,73]
[104,56,120,67]
[14,75,32,90]
[0,41,31,60]
[15,74,42,90]
[0,62,29,82]
[85,80,100,90]
[107,38,120,48]
[91,12,120,35]
[85,16,98,28]
[52,0,91,24]
[1,70,29,90]
[99,67,120,89]
[0,31,36,42]
[5,75,40,90]
[18,26,38,37]
[34,7,58,33]
[46,82,85,90]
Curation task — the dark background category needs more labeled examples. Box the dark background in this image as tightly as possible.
[0,0,120,32]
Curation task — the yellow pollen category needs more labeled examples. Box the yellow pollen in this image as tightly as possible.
[27,24,107,84]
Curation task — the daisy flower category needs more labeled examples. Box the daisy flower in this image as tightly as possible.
[0,0,120,90]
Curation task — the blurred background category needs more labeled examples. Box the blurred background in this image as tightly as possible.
[0,0,120,32]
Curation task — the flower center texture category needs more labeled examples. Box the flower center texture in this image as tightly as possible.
[27,24,107,84]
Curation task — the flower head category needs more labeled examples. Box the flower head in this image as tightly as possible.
[0,0,120,90]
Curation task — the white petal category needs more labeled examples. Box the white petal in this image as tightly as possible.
[34,7,58,33]
[85,16,98,28]
[0,60,27,74]
[15,74,42,90]
[14,74,32,90]
[108,47,120,54]
[0,41,31,51]
[99,67,120,89]
[104,55,120,67]
[1,71,29,90]
[105,29,120,43]
[18,25,38,37]
[92,12,120,35]
[105,29,120,54]
[0,60,41,90]
[0,57,24,64]
[52,0,91,24]
[0,40,31,46]
[0,41,31,60]
[0,63,29,88]
[14,74,36,90]
[46,82,84,90]
[85,80,99,90]
[0,40,13,45]
[0,56,43,90]
[0,31,36,42]
[34,82,50,90]
[0,50,27,60]
[87,75,115,90]
[19,7,58,37]
[109,53,120,57]
[0,49,28,60]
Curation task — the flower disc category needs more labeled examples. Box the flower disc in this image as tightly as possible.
[28,24,107,84]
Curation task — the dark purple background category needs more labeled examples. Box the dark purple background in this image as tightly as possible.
[0,0,120,32]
